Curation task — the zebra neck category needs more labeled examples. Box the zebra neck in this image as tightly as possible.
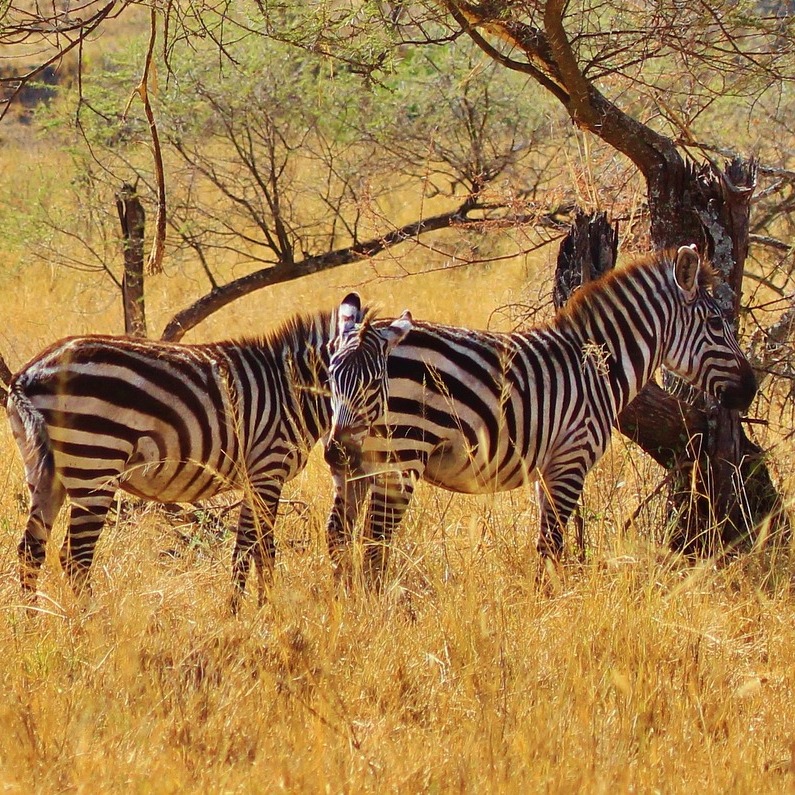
[237,313,332,437]
[574,303,665,415]
[280,327,332,429]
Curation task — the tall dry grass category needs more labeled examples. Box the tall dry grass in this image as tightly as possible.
[0,259,793,792]
[1,106,795,794]
[0,439,793,792]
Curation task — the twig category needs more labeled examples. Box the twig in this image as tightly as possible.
[124,7,166,275]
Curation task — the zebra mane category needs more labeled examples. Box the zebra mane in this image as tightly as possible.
[236,301,380,354]
[235,306,334,355]
[556,247,716,329]
[353,307,381,340]
[696,258,719,288]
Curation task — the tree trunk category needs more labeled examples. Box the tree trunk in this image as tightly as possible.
[116,182,147,338]
[555,209,788,553]
[650,158,787,551]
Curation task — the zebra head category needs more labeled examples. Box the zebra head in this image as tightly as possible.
[324,293,413,471]
[663,245,756,411]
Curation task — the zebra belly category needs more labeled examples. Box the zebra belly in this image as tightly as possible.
[367,427,541,495]
[119,463,231,503]
[47,422,238,504]
[424,443,540,494]
[382,364,548,494]
[119,432,238,502]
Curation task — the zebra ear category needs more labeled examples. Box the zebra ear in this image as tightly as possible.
[338,292,363,337]
[674,245,700,301]
[381,310,413,352]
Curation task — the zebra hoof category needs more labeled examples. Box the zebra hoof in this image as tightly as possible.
[534,555,564,595]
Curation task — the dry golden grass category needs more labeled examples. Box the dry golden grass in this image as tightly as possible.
[1,261,794,792]
[2,104,795,794]
[0,436,794,792]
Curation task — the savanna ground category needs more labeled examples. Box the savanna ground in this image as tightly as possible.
[2,50,795,795]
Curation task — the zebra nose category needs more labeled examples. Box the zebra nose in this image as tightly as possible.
[324,438,362,471]
[719,367,757,412]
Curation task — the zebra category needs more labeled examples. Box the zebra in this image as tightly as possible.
[323,246,758,585]
[6,300,388,611]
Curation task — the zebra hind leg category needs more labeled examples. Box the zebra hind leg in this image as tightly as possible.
[230,491,279,614]
[18,479,66,598]
[8,397,65,598]
[60,490,117,596]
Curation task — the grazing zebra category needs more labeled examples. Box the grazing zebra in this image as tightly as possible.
[324,246,758,585]
[7,302,371,611]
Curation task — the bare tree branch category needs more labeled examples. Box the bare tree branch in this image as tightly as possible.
[160,197,482,341]
[123,7,167,275]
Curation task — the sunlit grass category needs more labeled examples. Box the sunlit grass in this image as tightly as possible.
[0,320,794,794]
[1,207,793,792]
[1,458,794,792]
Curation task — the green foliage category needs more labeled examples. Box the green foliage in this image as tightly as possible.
[39,36,151,149]
[250,0,403,78]
[155,28,550,186]
[364,40,551,192]
[46,20,557,280]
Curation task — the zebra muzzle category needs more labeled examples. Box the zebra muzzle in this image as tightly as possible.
[324,437,363,471]
[718,366,757,413]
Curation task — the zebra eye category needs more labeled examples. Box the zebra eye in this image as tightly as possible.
[706,316,724,332]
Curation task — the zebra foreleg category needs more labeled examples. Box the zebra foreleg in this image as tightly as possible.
[325,469,369,589]
[363,470,415,591]
[230,489,279,613]
[60,491,116,597]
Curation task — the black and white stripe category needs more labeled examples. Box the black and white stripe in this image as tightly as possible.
[324,246,758,584]
[8,310,341,610]
[326,293,413,465]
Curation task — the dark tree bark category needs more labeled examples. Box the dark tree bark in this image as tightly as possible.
[0,351,13,404]
[552,210,617,311]
[116,183,147,338]
[637,158,787,552]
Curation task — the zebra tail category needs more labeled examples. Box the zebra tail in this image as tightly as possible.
[0,352,12,402]
[8,384,56,485]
